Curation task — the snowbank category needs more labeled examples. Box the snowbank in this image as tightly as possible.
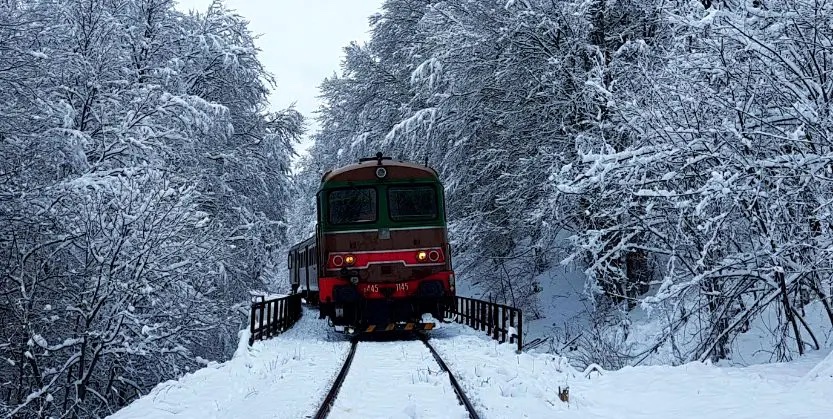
[430,322,833,418]
[108,308,350,419]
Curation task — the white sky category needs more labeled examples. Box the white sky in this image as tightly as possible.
[175,0,384,156]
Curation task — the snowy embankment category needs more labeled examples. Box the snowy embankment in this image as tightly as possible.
[431,322,833,418]
[109,309,832,419]
[108,307,350,419]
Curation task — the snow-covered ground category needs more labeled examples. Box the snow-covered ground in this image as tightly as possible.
[432,322,833,418]
[108,308,350,419]
[518,252,833,369]
[110,309,833,419]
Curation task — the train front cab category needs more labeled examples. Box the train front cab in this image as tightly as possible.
[315,158,456,331]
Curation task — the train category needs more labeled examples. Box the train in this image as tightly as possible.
[287,153,456,332]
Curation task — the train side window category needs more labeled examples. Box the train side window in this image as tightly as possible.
[288,252,292,269]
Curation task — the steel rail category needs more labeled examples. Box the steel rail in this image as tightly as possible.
[313,337,358,419]
[417,334,480,419]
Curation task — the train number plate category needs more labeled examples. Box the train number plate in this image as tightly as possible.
[363,283,409,294]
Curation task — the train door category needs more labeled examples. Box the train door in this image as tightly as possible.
[292,249,303,288]
[307,245,318,292]
[299,247,308,292]
[288,250,298,293]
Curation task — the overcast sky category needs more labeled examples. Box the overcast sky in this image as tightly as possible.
[175,0,384,155]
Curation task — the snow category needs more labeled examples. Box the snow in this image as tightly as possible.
[31,334,48,348]
[430,322,833,419]
[108,308,350,419]
[522,257,591,353]
[109,311,833,418]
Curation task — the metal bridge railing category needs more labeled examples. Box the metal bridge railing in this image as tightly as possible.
[248,293,303,345]
[247,293,522,351]
[445,296,523,352]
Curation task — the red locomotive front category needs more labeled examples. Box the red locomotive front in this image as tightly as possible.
[288,154,455,332]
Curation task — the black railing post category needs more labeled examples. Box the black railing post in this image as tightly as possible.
[475,299,480,330]
[279,299,285,331]
[467,298,473,328]
[283,298,289,330]
[486,302,490,333]
[516,309,523,353]
[479,301,486,331]
[268,301,276,338]
[274,300,281,334]
[281,298,287,331]
[249,304,257,345]
[491,304,499,340]
[501,308,507,343]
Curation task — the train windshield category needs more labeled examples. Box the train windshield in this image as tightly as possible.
[328,187,377,224]
[388,185,438,221]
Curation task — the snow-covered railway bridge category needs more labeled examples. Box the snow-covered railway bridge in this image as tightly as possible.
[109,307,833,419]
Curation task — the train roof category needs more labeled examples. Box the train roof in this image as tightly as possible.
[288,235,316,252]
[320,153,439,184]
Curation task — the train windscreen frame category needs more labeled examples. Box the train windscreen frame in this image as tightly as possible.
[328,187,378,225]
[387,185,439,221]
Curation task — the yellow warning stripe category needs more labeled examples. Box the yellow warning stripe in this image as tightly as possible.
[359,323,437,332]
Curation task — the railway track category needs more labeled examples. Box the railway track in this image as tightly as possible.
[312,333,479,419]
[312,336,359,419]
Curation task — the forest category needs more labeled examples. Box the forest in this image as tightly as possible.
[0,0,301,416]
[3,0,833,417]
[293,0,833,368]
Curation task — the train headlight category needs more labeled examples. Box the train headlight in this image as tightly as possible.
[345,255,355,266]
[332,255,344,267]
[375,167,387,179]
[428,250,440,262]
[417,251,428,262]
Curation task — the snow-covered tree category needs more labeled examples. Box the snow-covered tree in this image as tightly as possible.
[302,0,833,366]
[557,0,833,363]
[0,1,301,416]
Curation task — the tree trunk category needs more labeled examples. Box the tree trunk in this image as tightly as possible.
[777,269,804,356]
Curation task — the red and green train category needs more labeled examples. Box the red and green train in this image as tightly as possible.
[287,153,456,332]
